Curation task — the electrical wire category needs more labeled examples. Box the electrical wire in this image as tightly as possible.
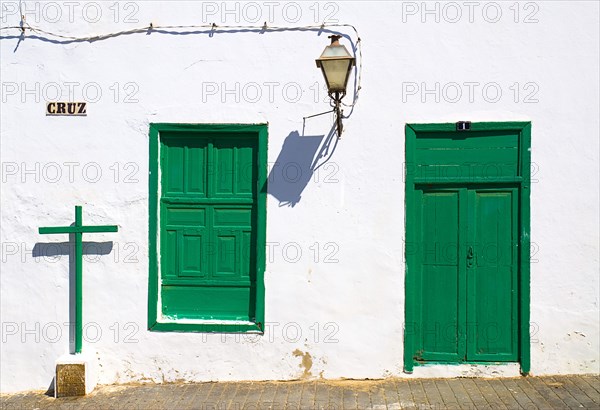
[0,21,363,109]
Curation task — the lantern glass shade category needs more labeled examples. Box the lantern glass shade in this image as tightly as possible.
[316,44,355,94]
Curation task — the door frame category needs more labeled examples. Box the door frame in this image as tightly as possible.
[404,122,531,374]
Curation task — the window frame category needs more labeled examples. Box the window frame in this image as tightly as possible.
[148,123,268,333]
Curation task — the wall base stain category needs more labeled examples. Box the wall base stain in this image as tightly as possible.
[292,350,313,379]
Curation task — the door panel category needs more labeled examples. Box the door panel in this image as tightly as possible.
[159,134,258,320]
[414,186,518,363]
[413,131,520,182]
[180,230,206,278]
[186,145,206,195]
[415,188,466,362]
[214,231,238,277]
[213,138,256,197]
[467,189,518,361]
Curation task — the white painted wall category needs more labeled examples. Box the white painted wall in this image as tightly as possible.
[1,1,598,392]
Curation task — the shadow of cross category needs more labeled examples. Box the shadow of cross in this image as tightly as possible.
[39,205,118,354]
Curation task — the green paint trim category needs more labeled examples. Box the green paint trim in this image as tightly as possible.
[408,122,531,133]
[519,122,532,375]
[413,361,518,367]
[413,177,524,184]
[148,124,160,330]
[39,225,118,234]
[150,322,263,333]
[403,125,417,373]
[74,206,83,354]
[404,121,532,374]
[148,123,268,333]
[255,125,268,330]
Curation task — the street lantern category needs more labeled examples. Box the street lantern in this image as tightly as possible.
[316,35,355,95]
[316,35,355,138]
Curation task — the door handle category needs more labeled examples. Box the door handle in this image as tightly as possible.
[467,246,474,268]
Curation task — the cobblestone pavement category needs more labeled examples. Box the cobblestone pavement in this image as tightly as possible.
[1,375,599,409]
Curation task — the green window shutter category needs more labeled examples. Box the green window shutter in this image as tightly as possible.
[148,124,267,332]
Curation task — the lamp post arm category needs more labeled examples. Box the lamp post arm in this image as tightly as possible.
[333,91,343,139]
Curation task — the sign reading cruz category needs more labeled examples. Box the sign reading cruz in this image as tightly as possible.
[46,101,87,116]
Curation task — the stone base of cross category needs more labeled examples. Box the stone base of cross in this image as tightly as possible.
[39,205,118,354]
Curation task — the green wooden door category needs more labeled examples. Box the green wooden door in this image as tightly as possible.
[413,187,467,363]
[467,188,518,362]
[405,122,531,372]
[413,186,518,363]
[160,133,258,321]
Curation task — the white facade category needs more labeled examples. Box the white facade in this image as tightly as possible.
[1,1,599,393]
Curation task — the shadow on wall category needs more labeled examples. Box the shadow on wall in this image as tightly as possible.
[267,126,338,207]
[265,29,357,207]
[32,239,114,354]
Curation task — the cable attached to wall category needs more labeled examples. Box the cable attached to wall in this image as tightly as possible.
[0,21,363,109]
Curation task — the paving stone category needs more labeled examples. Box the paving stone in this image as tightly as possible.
[220,382,240,409]
[380,380,400,408]
[313,381,330,410]
[4,375,600,409]
[420,379,443,408]
[514,377,551,409]
[580,374,600,394]
[460,379,489,408]
[284,382,304,410]
[368,385,387,409]
[239,382,264,408]
[556,375,598,408]
[230,382,253,409]
[445,378,474,409]
[271,382,289,409]
[298,381,316,409]
[407,379,428,407]
[471,379,506,409]
[502,378,536,409]
[433,379,461,409]
[341,386,357,410]
[545,375,586,409]
[485,379,520,410]
[354,388,370,410]
[571,375,600,405]
[258,382,278,408]
[394,378,413,407]
[188,383,215,408]
[526,376,568,409]
[202,384,225,409]
[169,384,197,409]
[327,384,344,409]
